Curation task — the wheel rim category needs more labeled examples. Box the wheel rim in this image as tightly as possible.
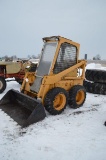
[53,93,66,111]
[76,90,85,105]
[0,81,3,90]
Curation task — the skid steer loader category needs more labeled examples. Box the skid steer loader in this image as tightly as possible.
[0,36,86,127]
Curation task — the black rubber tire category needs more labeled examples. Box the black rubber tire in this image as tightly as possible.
[85,69,106,83]
[83,80,95,93]
[83,80,106,95]
[44,87,68,115]
[68,85,86,109]
[0,77,6,93]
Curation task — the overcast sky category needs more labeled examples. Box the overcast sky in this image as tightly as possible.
[0,0,106,59]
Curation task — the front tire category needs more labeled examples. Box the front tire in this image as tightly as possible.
[68,85,86,109]
[44,87,68,115]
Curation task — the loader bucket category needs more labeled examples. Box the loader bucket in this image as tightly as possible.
[0,89,46,127]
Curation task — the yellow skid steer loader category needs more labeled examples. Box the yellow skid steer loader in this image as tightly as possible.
[0,36,86,127]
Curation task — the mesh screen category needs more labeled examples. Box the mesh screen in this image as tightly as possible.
[53,43,77,74]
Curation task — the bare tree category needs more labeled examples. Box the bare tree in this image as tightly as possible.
[93,54,101,60]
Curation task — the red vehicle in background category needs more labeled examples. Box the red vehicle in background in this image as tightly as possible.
[0,60,38,93]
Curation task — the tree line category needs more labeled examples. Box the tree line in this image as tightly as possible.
[0,54,40,61]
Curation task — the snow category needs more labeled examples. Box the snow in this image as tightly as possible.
[0,63,106,160]
[86,63,106,71]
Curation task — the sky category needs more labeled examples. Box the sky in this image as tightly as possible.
[0,0,106,60]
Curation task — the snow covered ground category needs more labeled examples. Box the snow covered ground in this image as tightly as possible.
[0,63,106,160]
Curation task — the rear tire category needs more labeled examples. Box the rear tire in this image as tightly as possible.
[0,77,6,93]
[68,85,86,109]
[44,87,68,115]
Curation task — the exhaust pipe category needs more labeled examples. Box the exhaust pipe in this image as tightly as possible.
[0,89,46,127]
